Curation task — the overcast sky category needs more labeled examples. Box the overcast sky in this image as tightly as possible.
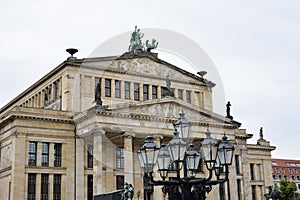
[1,0,299,159]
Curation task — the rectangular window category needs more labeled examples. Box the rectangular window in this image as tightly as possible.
[88,175,93,200]
[294,169,298,174]
[143,84,149,100]
[125,82,131,99]
[115,80,121,98]
[41,174,49,200]
[235,155,240,174]
[54,143,62,167]
[251,185,256,200]
[116,175,124,190]
[275,168,279,173]
[87,145,93,168]
[28,173,36,200]
[53,174,61,200]
[152,86,157,99]
[288,168,292,174]
[237,179,242,200]
[28,142,37,166]
[186,90,191,103]
[105,79,111,97]
[281,168,285,174]
[178,89,183,100]
[41,143,49,167]
[250,163,255,180]
[134,83,140,101]
[116,147,124,169]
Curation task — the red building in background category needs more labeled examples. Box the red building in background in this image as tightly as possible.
[272,158,300,189]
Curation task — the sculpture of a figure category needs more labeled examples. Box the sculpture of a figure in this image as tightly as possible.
[129,26,144,51]
[162,78,174,97]
[146,39,158,52]
[226,101,232,119]
[260,127,264,139]
[264,185,281,200]
[94,82,102,106]
[121,182,134,200]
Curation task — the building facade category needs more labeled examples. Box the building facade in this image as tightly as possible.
[0,40,276,199]
[272,158,300,190]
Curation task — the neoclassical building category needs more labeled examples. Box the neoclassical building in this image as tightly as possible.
[0,35,276,200]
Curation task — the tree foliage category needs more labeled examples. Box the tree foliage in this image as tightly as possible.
[276,179,300,200]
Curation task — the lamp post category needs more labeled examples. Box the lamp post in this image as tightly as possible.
[137,111,235,200]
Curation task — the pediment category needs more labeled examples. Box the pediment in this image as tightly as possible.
[110,98,232,126]
[111,55,205,84]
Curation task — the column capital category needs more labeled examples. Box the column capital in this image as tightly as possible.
[153,134,164,140]
[122,132,136,138]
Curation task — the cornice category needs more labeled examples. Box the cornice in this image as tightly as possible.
[247,144,276,151]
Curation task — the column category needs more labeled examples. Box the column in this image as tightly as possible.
[157,86,161,99]
[121,80,125,99]
[124,133,135,185]
[111,79,115,98]
[101,78,105,97]
[76,138,85,199]
[130,82,134,100]
[11,134,26,199]
[61,174,66,200]
[106,139,115,190]
[93,133,105,195]
[37,142,42,167]
[139,84,143,101]
[49,143,54,167]
[36,174,41,200]
[49,174,54,200]
[149,85,153,100]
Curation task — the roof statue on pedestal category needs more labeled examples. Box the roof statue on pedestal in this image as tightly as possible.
[226,101,233,119]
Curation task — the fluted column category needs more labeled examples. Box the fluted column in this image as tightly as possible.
[124,133,135,185]
[93,131,105,195]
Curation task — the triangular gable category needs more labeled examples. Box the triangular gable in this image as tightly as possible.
[109,53,213,86]
[108,97,233,126]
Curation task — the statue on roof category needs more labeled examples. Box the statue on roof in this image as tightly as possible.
[162,77,175,98]
[259,127,264,139]
[94,82,102,106]
[128,26,158,52]
[129,26,144,51]
[226,101,233,119]
[146,39,158,52]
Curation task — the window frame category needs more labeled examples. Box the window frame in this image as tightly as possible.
[54,143,62,167]
[116,147,124,169]
[115,80,121,98]
[105,79,111,97]
[134,83,140,101]
[28,141,37,166]
[143,84,149,101]
[124,81,131,99]
[41,142,49,167]
[186,90,192,103]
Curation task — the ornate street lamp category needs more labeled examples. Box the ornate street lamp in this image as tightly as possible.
[185,144,201,178]
[217,134,234,166]
[138,136,160,173]
[201,129,219,170]
[174,111,190,140]
[156,144,171,180]
[167,129,187,162]
[137,112,235,200]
